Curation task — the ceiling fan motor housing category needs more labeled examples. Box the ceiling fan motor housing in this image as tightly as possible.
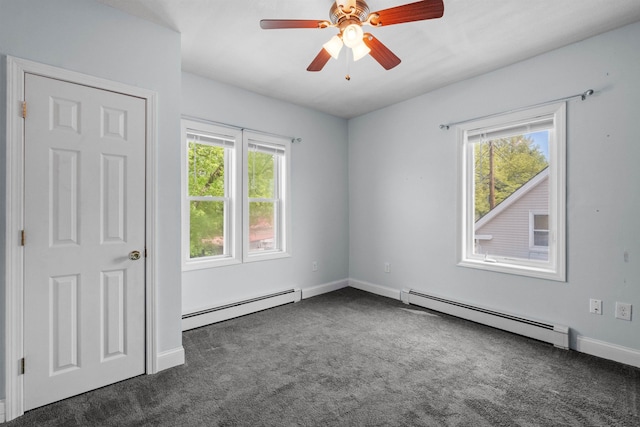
[330,0,370,25]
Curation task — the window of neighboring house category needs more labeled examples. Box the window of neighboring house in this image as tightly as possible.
[182,119,242,269]
[458,103,566,281]
[243,131,291,262]
[530,212,549,250]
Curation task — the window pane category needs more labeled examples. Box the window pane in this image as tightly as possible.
[534,231,549,247]
[248,151,275,199]
[474,132,549,221]
[534,214,549,230]
[249,201,276,252]
[188,142,225,197]
[473,131,549,260]
[190,200,225,258]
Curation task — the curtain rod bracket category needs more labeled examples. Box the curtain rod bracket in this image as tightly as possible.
[581,89,594,100]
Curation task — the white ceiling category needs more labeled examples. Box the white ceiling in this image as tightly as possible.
[99,0,640,119]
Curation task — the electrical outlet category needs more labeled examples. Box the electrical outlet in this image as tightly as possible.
[615,302,632,321]
[589,299,602,315]
[384,262,391,273]
[312,261,318,272]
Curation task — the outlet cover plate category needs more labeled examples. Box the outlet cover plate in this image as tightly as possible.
[589,299,602,315]
[615,302,632,321]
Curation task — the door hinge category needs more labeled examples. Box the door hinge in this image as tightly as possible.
[20,357,25,375]
[22,101,27,119]
[21,230,26,246]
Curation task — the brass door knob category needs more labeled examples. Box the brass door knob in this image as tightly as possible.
[129,250,141,261]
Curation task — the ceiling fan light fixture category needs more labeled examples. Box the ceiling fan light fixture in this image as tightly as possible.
[342,23,364,48]
[323,35,344,59]
[351,41,371,61]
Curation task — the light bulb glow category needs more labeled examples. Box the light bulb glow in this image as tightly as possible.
[342,24,364,48]
[322,35,343,60]
[352,42,371,61]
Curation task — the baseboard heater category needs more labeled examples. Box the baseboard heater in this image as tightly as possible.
[401,289,569,349]
[182,288,301,331]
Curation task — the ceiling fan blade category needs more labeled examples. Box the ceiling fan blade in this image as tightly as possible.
[363,34,401,70]
[369,0,444,26]
[307,48,332,72]
[260,19,330,30]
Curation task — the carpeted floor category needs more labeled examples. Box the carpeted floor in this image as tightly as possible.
[5,287,639,426]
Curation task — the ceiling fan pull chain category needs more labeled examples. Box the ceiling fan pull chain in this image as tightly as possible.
[345,48,351,81]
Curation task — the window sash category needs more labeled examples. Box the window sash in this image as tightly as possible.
[248,145,283,254]
[187,142,231,260]
[243,131,290,262]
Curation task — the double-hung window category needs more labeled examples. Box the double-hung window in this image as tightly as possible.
[243,131,291,262]
[182,119,241,269]
[458,103,566,281]
[182,120,291,269]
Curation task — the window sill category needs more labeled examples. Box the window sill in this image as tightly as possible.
[182,257,241,271]
[244,250,291,263]
[458,258,565,282]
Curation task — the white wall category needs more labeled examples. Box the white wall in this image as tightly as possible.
[181,73,349,313]
[0,0,184,398]
[349,22,640,352]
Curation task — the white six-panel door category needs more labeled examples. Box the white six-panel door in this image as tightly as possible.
[23,73,146,410]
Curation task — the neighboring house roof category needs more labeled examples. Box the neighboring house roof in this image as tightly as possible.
[475,167,549,229]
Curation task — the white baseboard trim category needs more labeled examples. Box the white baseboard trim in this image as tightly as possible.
[0,400,5,423]
[182,288,302,331]
[576,335,640,368]
[302,279,349,299]
[156,346,186,372]
[348,279,401,300]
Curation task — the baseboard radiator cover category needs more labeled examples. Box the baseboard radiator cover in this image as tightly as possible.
[402,290,569,349]
[182,288,301,331]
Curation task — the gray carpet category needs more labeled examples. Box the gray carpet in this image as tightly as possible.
[5,287,639,426]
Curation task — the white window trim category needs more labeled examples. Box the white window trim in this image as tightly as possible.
[457,102,566,281]
[181,119,242,270]
[242,131,292,263]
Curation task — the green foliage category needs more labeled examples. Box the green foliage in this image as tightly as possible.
[248,150,276,230]
[188,142,225,258]
[474,135,548,221]
[190,201,224,258]
[189,142,224,197]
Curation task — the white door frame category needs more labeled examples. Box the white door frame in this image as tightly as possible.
[4,56,159,421]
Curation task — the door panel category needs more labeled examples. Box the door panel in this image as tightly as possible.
[23,73,146,410]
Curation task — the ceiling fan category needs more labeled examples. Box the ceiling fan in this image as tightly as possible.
[260,0,444,73]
